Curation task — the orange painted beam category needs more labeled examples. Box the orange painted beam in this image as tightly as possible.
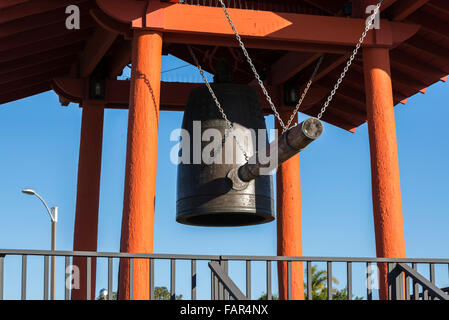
[142,3,418,48]
[95,0,419,51]
[163,33,352,54]
[363,47,406,300]
[52,77,360,132]
[118,30,163,300]
[51,77,331,112]
[71,105,104,300]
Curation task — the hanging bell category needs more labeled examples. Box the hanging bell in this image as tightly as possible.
[176,80,275,227]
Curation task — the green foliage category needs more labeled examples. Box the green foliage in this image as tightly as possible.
[257,264,363,300]
[258,293,279,300]
[154,286,183,300]
[304,265,363,300]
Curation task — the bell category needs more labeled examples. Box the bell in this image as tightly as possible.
[176,81,275,227]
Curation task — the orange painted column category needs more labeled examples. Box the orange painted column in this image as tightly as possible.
[275,109,305,300]
[363,47,406,300]
[72,106,104,300]
[118,30,162,300]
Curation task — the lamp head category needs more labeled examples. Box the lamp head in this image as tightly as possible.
[22,188,36,195]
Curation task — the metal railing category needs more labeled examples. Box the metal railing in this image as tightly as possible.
[0,249,448,300]
[388,263,449,300]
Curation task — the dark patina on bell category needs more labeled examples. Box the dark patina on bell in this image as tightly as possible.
[176,61,274,227]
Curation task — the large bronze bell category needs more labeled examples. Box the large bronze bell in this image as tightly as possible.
[176,79,275,227]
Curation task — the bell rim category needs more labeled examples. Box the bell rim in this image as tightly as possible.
[176,209,275,227]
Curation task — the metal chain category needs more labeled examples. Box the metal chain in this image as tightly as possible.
[187,0,383,160]
[218,0,383,122]
[217,0,288,131]
[282,55,323,134]
[187,45,250,162]
[317,0,383,119]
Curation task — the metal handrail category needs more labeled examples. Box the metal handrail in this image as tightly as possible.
[1,249,449,263]
[389,263,449,300]
[1,249,449,301]
[209,261,247,300]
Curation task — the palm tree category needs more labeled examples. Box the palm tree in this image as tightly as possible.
[305,265,363,300]
[305,264,338,300]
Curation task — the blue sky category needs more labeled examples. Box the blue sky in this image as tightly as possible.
[0,55,448,299]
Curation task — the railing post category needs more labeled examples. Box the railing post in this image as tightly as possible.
[211,266,215,300]
[129,258,134,300]
[266,261,272,300]
[214,267,219,300]
[405,272,410,300]
[347,262,352,301]
[246,260,251,300]
[307,261,312,300]
[0,255,4,300]
[170,259,176,300]
[191,260,196,300]
[396,270,404,300]
[366,262,373,300]
[108,258,113,300]
[44,256,49,300]
[327,262,332,300]
[223,260,229,300]
[21,255,27,300]
[388,262,396,300]
[218,260,224,300]
[430,264,435,285]
[150,259,154,300]
[86,257,91,300]
[412,263,419,300]
[65,256,70,300]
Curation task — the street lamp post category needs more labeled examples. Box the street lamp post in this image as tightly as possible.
[22,188,58,300]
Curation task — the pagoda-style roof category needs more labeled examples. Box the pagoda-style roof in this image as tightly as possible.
[0,0,447,131]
